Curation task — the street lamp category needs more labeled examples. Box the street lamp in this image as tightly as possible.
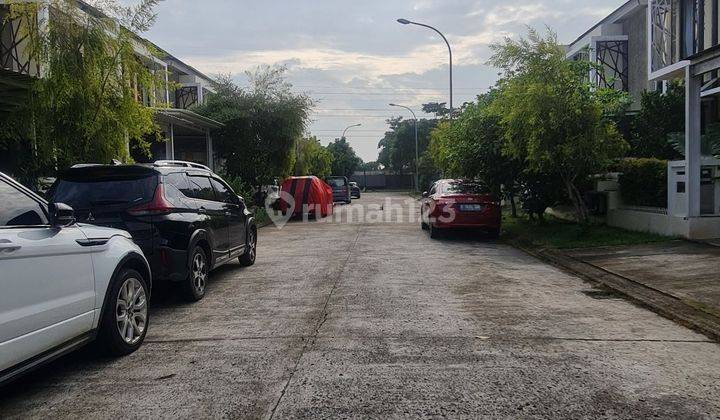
[397,18,453,117]
[342,123,362,140]
[389,103,419,192]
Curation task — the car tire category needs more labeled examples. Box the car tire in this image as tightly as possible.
[97,268,150,356]
[429,224,441,239]
[239,226,257,267]
[182,246,209,302]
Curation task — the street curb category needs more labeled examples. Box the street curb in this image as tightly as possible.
[512,243,720,342]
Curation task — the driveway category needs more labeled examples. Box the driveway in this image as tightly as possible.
[2,192,719,418]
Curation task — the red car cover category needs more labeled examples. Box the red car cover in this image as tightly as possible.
[279,176,334,217]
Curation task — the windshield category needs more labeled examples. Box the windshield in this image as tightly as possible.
[442,182,489,195]
[50,176,158,210]
[327,178,346,187]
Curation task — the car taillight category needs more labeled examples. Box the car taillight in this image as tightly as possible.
[128,184,172,216]
[430,200,453,216]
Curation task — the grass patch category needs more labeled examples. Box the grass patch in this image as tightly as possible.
[501,210,672,250]
[252,206,272,227]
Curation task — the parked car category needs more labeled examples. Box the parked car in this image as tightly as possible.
[48,161,257,302]
[349,181,361,199]
[326,176,351,204]
[0,172,151,386]
[420,179,501,239]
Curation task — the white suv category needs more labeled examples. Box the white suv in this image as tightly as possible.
[0,173,152,386]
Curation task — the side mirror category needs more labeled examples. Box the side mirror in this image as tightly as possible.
[49,203,76,227]
[422,191,429,198]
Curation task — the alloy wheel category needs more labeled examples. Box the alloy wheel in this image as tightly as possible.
[116,277,148,345]
[248,230,257,262]
[192,251,208,294]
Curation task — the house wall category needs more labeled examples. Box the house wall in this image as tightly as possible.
[624,7,650,109]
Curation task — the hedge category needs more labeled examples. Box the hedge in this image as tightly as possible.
[617,158,668,208]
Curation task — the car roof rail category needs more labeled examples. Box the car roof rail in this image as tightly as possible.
[153,160,212,171]
[71,163,104,169]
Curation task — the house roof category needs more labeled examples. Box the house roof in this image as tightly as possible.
[75,0,215,85]
[153,108,224,132]
[567,0,646,48]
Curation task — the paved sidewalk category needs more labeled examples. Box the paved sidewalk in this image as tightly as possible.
[566,241,720,319]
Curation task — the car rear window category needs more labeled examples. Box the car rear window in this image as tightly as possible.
[50,175,158,210]
[443,182,490,195]
[327,178,346,187]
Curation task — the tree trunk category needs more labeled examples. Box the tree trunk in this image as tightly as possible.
[508,192,518,218]
[564,178,589,224]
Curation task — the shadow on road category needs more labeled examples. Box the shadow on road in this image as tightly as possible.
[0,263,251,399]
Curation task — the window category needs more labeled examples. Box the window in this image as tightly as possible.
[210,178,237,204]
[165,173,195,199]
[326,178,346,187]
[0,181,48,227]
[189,176,215,201]
[51,176,157,209]
[442,182,490,195]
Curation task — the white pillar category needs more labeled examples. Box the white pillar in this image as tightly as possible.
[685,66,702,218]
[206,129,213,170]
[165,123,175,160]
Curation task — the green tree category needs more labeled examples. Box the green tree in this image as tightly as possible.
[429,92,524,217]
[0,0,164,185]
[326,137,362,178]
[377,117,437,173]
[294,136,333,178]
[489,28,628,222]
[629,82,685,159]
[193,67,313,188]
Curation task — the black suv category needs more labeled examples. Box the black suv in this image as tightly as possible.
[48,161,257,302]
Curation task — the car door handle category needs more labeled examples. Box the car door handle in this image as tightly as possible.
[0,243,21,254]
[225,211,232,217]
[198,207,208,215]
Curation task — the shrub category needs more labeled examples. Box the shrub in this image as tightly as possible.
[617,158,668,208]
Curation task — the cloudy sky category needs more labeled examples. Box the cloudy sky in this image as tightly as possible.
[139,0,625,162]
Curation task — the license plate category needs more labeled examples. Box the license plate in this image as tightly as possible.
[459,204,484,212]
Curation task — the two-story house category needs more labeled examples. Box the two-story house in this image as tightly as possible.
[566,0,651,110]
[568,0,720,239]
[0,0,222,170]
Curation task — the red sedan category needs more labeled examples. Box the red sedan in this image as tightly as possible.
[420,179,502,239]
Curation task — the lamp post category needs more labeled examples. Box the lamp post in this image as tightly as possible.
[397,18,453,117]
[342,123,362,140]
[390,103,419,192]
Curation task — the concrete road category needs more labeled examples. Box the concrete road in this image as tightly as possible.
[2,192,719,418]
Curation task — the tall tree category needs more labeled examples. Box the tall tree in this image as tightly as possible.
[326,137,362,178]
[294,136,333,179]
[430,91,524,217]
[489,28,628,222]
[377,117,436,173]
[193,67,313,187]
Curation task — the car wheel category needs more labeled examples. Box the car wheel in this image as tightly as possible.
[98,268,149,356]
[239,227,257,267]
[182,246,209,302]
